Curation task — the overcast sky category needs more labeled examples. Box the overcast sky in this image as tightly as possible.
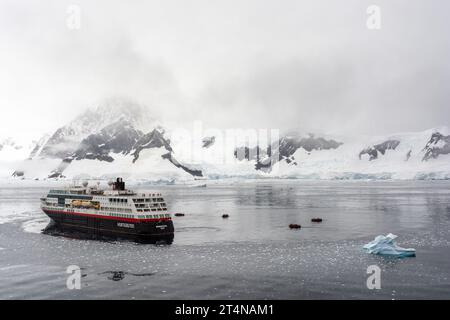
[1,0,449,140]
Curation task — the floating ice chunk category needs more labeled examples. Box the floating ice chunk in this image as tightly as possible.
[363,233,416,258]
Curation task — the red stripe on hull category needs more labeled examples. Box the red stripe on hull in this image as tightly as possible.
[42,209,172,223]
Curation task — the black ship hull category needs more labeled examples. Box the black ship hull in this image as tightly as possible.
[42,209,174,243]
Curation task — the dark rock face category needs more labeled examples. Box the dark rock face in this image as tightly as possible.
[73,120,143,162]
[359,140,400,161]
[405,150,412,161]
[130,128,202,177]
[48,158,72,178]
[234,134,342,170]
[234,146,267,161]
[12,170,24,177]
[422,132,450,161]
[280,135,342,154]
[132,129,172,163]
[202,136,215,148]
[161,152,203,177]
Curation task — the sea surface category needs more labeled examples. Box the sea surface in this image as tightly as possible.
[0,180,450,299]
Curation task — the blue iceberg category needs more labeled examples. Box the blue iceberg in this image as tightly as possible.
[363,233,416,258]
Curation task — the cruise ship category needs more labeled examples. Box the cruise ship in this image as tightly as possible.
[40,178,174,241]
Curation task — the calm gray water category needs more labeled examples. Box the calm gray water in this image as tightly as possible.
[1,180,450,299]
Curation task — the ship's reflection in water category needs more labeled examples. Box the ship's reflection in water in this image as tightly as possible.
[100,271,156,282]
[42,222,174,245]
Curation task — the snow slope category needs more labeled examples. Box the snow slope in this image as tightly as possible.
[275,127,450,180]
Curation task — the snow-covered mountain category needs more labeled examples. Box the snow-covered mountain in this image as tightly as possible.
[166,126,450,180]
[39,97,154,159]
[234,133,343,171]
[3,99,450,181]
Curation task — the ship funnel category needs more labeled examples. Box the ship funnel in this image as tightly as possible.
[113,177,125,191]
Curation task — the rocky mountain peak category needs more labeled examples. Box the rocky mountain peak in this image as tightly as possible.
[359,140,401,161]
[132,128,173,163]
[38,98,153,159]
[422,132,450,161]
[72,119,143,162]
